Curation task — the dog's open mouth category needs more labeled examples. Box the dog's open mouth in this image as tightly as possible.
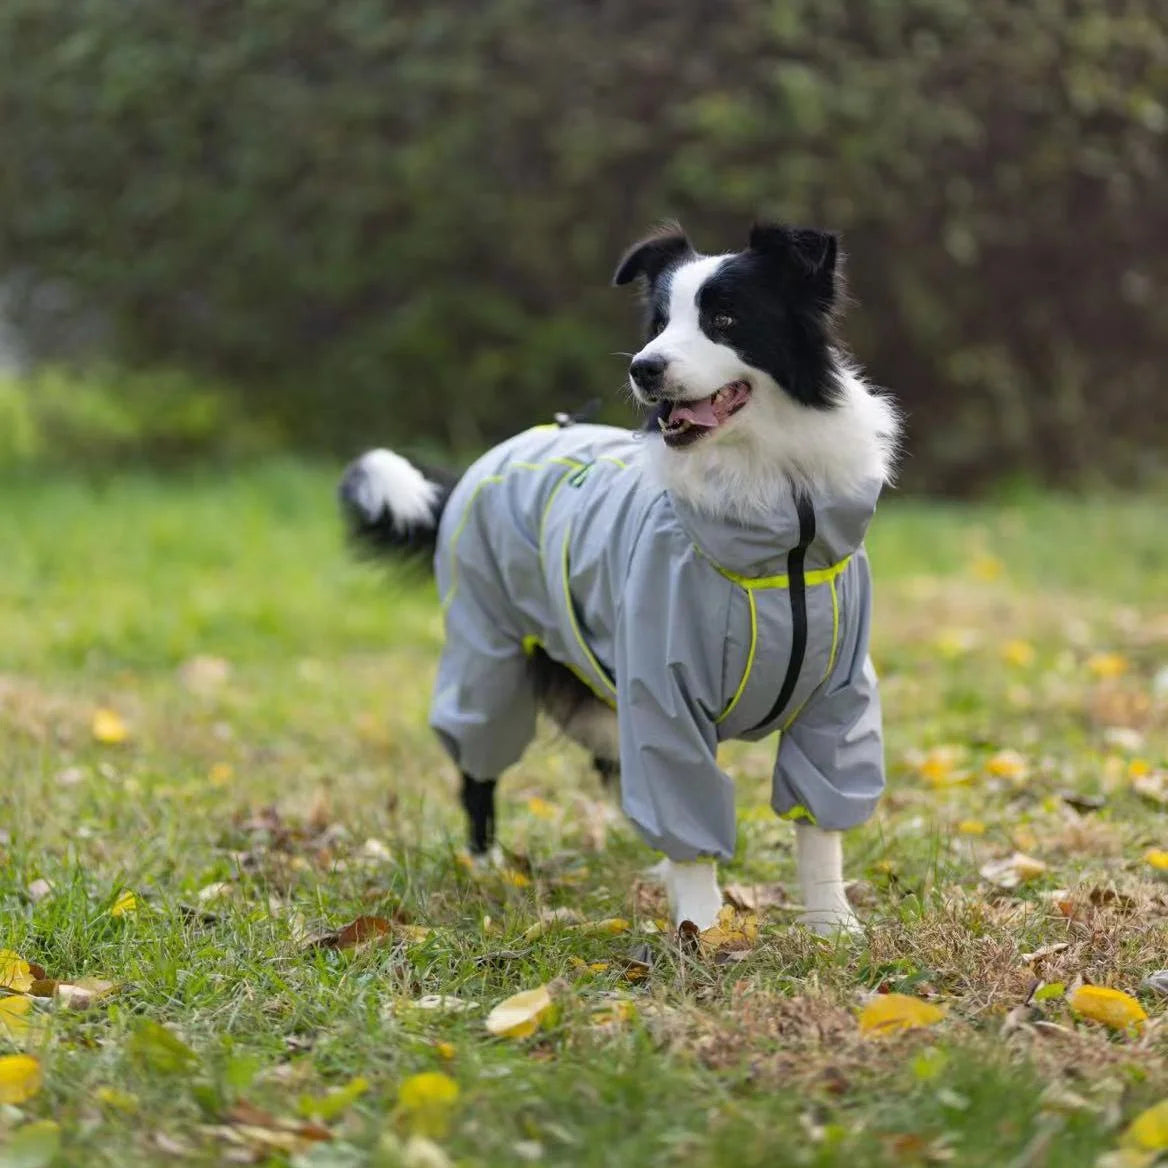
[653,380,753,448]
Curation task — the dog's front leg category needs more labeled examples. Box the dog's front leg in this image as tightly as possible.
[460,773,499,863]
[795,822,861,936]
[663,858,723,931]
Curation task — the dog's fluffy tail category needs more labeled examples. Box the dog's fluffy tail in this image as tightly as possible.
[338,448,458,566]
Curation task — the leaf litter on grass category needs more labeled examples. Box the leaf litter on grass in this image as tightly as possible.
[7,479,1168,1166]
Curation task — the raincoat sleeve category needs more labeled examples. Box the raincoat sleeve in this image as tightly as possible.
[614,527,738,862]
[772,559,885,831]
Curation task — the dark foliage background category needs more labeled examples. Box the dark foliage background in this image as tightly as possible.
[1,0,1165,489]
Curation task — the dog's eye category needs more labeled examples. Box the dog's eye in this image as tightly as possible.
[712,313,735,331]
[651,318,666,337]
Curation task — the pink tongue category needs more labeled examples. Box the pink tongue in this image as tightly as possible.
[669,397,719,429]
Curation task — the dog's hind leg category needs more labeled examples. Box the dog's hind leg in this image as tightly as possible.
[460,773,498,858]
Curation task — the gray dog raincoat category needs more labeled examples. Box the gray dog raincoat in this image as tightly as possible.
[430,423,886,861]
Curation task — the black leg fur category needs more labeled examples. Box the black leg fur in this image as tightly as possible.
[460,773,497,855]
[593,756,619,790]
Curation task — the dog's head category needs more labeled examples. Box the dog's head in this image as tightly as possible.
[614,222,841,450]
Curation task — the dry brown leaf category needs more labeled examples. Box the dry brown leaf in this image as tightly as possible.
[1059,791,1106,813]
[401,996,478,1013]
[979,853,1047,889]
[304,915,392,951]
[1142,972,1168,998]
[153,1134,195,1156]
[1021,943,1069,964]
[178,655,232,693]
[226,1100,331,1143]
[1089,887,1137,914]
[55,977,117,1009]
[723,883,788,912]
[521,907,583,941]
[1133,771,1168,806]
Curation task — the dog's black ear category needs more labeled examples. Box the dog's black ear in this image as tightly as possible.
[612,224,694,287]
[748,223,838,276]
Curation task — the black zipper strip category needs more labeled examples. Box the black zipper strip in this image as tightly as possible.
[750,492,816,733]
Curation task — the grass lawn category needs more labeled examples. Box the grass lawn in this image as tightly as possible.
[2,461,1167,1167]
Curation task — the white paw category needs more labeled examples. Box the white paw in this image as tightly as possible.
[465,844,505,872]
[799,904,863,938]
[663,859,723,932]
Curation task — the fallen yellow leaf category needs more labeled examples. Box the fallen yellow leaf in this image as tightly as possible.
[520,907,583,941]
[957,820,986,836]
[0,997,34,1040]
[95,1086,139,1113]
[396,1072,460,1138]
[398,925,433,944]
[916,745,966,787]
[986,749,1029,782]
[397,1071,458,1110]
[0,950,34,993]
[1088,652,1128,680]
[499,869,530,888]
[858,993,946,1037]
[91,708,130,744]
[970,554,1004,582]
[3,1120,60,1166]
[935,628,979,659]
[485,985,554,1039]
[434,1042,456,1061]
[1122,1099,1168,1151]
[1000,640,1035,668]
[698,905,759,951]
[299,1075,368,1122]
[568,917,630,937]
[110,890,139,918]
[1069,985,1147,1031]
[525,797,556,820]
[0,1054,43,1104]
[1012,824,1039,852]
[590,999,637,1027]
[1145,850,1168,873]
[209,762,234,786]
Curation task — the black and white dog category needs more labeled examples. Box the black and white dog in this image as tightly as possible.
[341,223,899,933]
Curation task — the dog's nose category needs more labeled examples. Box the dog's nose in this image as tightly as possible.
[629,355,667,398]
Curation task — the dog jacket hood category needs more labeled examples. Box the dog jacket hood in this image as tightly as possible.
[430,423,886,862]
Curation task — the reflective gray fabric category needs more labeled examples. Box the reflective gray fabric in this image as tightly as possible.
[430,424,887,860]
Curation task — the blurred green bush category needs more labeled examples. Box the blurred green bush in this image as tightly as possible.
[0,368,273,468]
[0,0,1164,489]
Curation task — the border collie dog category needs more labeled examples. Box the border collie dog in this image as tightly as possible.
[340,223,899,933]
